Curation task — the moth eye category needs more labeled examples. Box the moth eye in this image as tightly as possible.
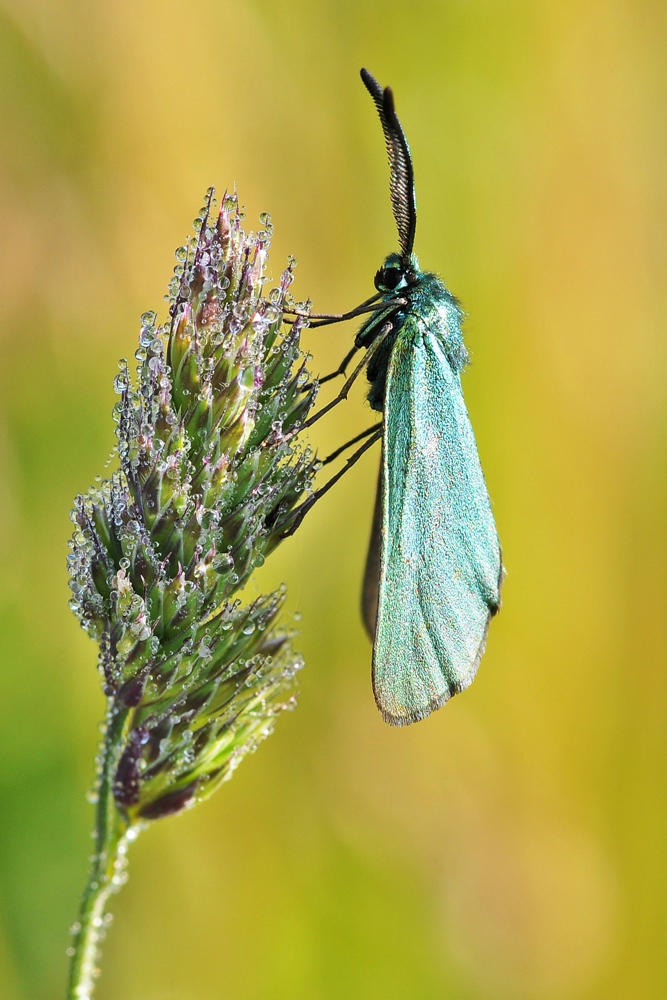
[375,267,403,291]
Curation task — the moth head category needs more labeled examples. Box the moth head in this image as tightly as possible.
[374,252,417,293]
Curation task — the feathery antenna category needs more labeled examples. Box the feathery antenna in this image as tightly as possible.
[360,68,417,262]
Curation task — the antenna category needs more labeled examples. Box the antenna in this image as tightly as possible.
[360,68,417,262]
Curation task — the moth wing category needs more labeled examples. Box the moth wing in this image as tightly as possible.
[373,315,503,726]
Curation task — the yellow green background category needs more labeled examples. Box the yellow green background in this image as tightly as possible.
[1,1,666,997]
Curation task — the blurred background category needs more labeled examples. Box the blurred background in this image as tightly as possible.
[1,0,666,997]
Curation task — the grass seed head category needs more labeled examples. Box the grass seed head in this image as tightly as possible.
[68,188,317,822]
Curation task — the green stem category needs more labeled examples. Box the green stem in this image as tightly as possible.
[66,706,133,999]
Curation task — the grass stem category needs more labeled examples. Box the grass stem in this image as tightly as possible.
[67,707,130,999]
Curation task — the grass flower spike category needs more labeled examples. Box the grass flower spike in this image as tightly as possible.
[66,189,318,997]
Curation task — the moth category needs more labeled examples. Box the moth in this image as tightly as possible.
[285,69,503,725]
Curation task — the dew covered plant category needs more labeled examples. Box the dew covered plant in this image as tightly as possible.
[66,189,318,997]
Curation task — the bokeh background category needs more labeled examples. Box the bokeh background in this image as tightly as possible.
[1,1,666,997]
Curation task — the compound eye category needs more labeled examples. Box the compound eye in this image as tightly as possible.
[374,267,403,291]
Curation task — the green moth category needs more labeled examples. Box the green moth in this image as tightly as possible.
[284,70,503,725]
[353,69,503,725]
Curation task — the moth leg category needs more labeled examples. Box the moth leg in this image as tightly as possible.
[298,299,405,392]
[284,296,406,329]
[300,344,359,394]
[283,292,381,325]
[280,427,382,538]
[301,321,393,431]
[306,299,404,328]
[321,423,383,466]
[301,298,402,392]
